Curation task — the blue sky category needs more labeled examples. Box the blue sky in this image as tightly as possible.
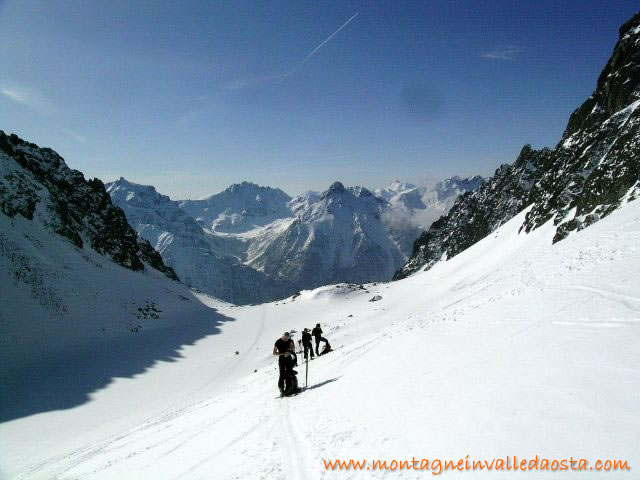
[1,1,638,199]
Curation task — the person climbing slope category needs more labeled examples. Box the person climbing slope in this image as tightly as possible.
[273,332,295,397]
[301,328,315,361]
[311,323,328,356]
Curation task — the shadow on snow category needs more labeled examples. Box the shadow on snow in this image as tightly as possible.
[0,307,235,423]
[306,377,340,391]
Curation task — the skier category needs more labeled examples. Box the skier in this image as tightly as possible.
[273,332,296,397]
[311,323,328,356]
[301,328,315,361]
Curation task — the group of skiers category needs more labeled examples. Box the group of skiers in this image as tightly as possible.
[272,323,331,397]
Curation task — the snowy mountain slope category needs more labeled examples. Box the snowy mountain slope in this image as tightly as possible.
[374,180,417,201]
[106,178,292,305]
[0,133,233,423]
[0,131,177,281]
[246,182,406,287]
[397,13,640,278]
[179,181,292,234]
[379,176,484,255]
[0,208,230,418]
[3,192,638,479]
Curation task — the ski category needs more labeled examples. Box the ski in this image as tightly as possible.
[275,387,306,399]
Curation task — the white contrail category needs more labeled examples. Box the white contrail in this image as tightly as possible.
[278,12,359,83]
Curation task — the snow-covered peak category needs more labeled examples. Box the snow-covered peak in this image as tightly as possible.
[300,182,386,221]
[378,175,484,257]
[199,181,290,203]
[288,190,321,215]
[321,181,347,198]
[349,185,375,198]
[107,178,293,304]
[106,177,171,207]
[319,181,379,202]
[375,180,417,200]
[179,182,292,233]
[247,180,405,288]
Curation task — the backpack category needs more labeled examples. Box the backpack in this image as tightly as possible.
[319,342,332,356]
[285,369,301,396]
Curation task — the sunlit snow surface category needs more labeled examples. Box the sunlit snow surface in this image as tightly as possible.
[1,200,639,479]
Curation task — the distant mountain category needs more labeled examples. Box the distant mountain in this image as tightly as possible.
[377,176,484,256]
[179,181,291,234]
[107,174,483,302]
[107,178,292,305]
[246,181,406,288]
[395,12,640,279]
[375,180,418,201]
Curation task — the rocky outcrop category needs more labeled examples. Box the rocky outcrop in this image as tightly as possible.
[395,12,640,279]
[0,131,177,280]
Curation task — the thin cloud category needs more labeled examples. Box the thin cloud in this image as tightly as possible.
[0,85,55,113]
[1,87,30,104]
[481,45,523,61]
[225,12,359,91]
[277,12,359,83]
[225,73,284,91]
[63,129,87,144]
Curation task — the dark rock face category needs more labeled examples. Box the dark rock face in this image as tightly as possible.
[522,12,640,242]
[395,12,640,279]
[0,131,178,280]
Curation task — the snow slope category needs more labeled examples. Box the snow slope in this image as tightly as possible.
[0,202,234,418]
[2,196,638,479]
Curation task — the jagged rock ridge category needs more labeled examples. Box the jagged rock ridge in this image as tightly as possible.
[0,131,177,280]
[396,12,640,279]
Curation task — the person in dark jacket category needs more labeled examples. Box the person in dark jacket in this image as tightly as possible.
[273,332,295,396]
[311,323,328,356]
[301,328,315,360]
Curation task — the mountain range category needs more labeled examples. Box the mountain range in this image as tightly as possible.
[107,176,483,304]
